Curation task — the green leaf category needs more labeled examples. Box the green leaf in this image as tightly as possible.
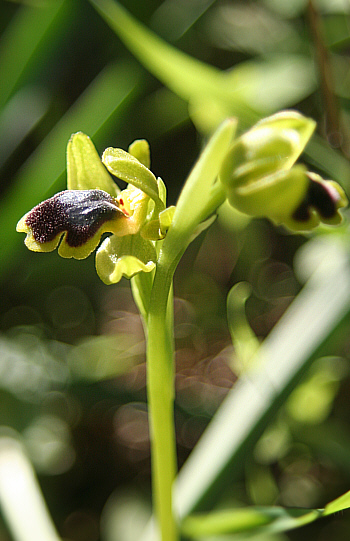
[89,0,257,126]
[67,132,119,196]
[227,282,260,374]
[89,0,317,135]
[0,0,69,111]
[180,487,350,539]
[324,490,350,516]
[89,0,229,103]
[96,234,157,284]
[173,238,350,519]
[181,507,321,538]
[69,334,143,380]
[181,508,273,537]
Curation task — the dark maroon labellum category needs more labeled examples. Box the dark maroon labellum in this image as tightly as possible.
[293,178,340,222]
[25,190,122,247]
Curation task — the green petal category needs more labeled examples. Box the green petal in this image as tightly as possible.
[102,147,164,209]
[157,177,167,207]
[96,233,157,284]
[16,189,128,260]
[128,139,150,168]
[67,132,120,196]
[141,206,176,240]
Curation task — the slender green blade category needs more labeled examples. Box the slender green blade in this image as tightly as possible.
[89,0,224,101]
[1,61,141,277]
[324,490,350,516]
[89,0,258,126]
[89,0,350,190]
[181,506,321,537]
[0,0,70,111]
[174,242,350,517]
[181,488,350,538]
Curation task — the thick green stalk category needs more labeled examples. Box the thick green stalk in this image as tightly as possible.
[143,120,237,541]
[146,257,178,541]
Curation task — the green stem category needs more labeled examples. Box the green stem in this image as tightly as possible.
[143,119,235,541]
[146,256,178,541]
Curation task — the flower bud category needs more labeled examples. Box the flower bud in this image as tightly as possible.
[220,111,316,190]
[219,111,347,231]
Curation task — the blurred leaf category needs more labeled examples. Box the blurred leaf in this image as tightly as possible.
[262,0,308,18]
[23,415,75,475]
[90,0,318,135]
[89,0,259,127]
[180,486,350,537]
[0,331,69,401]
[101,490,151,541]
[0,0,70,111]
[0,434,62,541]
[151,0,216,42]
[204,3,301,55]
[0,86,50,169]
[181,506,321,538]
[286,356,345,424]
[229,55,316,113]
[0,60,141,277]
[173,238,350,518]
[314,0,350,14]
[227,282,260,375]
[68,333,144,380]
[89,0,350,196]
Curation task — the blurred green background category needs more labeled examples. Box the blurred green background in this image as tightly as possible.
[1,0,350,540]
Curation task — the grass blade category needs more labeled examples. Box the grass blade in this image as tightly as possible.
[181,488,350,537]
[0,0,69,111]
[174,240,350,517]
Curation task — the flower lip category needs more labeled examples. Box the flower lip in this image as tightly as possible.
[22,189,124,248]
[292,174,345,223]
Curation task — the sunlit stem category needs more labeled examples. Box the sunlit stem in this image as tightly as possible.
[146,255,178,541]
[143,120,236,541]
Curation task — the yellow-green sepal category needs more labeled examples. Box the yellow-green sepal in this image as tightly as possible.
[96,233,157,284]
[141,206,176,240]
[67,132,120,197]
